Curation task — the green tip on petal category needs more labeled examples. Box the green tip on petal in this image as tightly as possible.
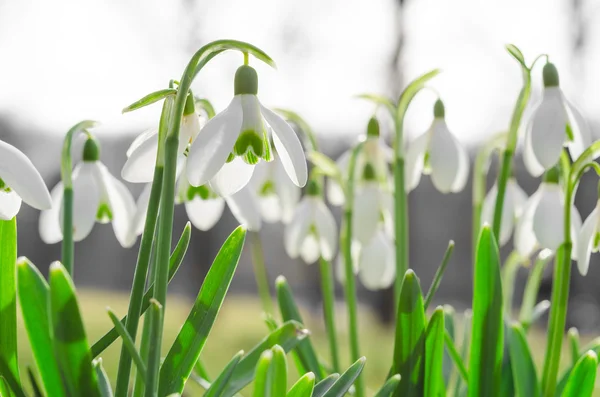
[234,65,259,95]
[234,130,264,163]
[259,180,276,196]
[542,166,560,184]
[367,117,380,137]
[187,185,214,201]
[83,137,101,162]
[433,99,445,118]
[306,178,321,196]
[543,62,560,87]
[362,162,377,181]
[184,91,196,115]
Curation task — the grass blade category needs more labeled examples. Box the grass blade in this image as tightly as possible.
[204,351,243,397]
[442,305,456,386]
[507,323,539,397]
[374,374,401,397]
[275,276,326,379]
[287,373,315,397]
[159,226,246,395]
[252,350,273,397]
[502,251,523,317]
[122,88,177,113]
[49,262,100,397]
[468,226,503,397]
[221,321,308,397]
[556,338,600,395]
[322,357,366,397]
[519,250,553,331]
[443,330,468,384]
[424,241,454,310]
[16,258,65,397]
[452,310,472,397]
[107,309,146,381]
[392,270,426,397]
[0,218,19,390]
[91,221,191,357]
[93,358,114,397]
[425,307,446,396]
[560,351,598,397]
[26,368,43,397]
[568,328,580,366]
[312,374,339,397]
[270,346,287,397]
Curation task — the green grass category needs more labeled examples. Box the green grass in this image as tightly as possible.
[14,289,600,396]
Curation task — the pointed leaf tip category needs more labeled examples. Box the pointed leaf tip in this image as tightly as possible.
[275,275,287,286]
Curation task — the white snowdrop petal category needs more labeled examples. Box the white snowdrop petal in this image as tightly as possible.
[509,180,529,217]
[257,195,282,223]
[523,121,546,177]
[314,199,338,260]
[260,103,308,187]
[64,163,100,242]
[0,190,22,220]
[248,161,269,190]
[187,96,243,187]
[570,206,583,261]
[563,96,591,160]
[352,183,380,245]
[405,130,429,192]
[225,187,261,231]
[209,157,255,197]
[180,113,202,151]
[130,183,151,239]
[185,197,225,231]
[358,231,394,290]
[39,181,63,243]
[577,208,597,276]
[532,184,564,252]
[121,135,159,183]
[0,140,52,211]
[529,88,568,171]
[274,159,300,223]
[514,190,543,257]
[126,128,158,158]
[327,180,346,207]
[300,234,321,264]
[284,198,313,259]
[429,121,468,193]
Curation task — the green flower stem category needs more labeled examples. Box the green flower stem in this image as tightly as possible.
[342,143,364,397]
[318,257,340,373]
[250,231,274,315]
[59,120,98,276]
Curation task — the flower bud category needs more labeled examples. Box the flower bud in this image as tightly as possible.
[542,165,560,184]
[184,91,196,115]
[234,65,259,95]
[543,62,560,87]
[362,162,377,181]
[367,117,380,138]
[83,137,100,162]
[306,178,321,196]
[433,99,445,119]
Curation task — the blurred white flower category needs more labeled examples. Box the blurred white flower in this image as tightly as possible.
[405,99,469,194]
[0,139,52,220]
[481,179,528,246]
[577,202,600,276]
[186,65,307,197]
[523,62,591,177]
[122,94,202,183]
[284,181,337,264]
[40,138,136,248]
[514,181,581,259]
[357,229,396,290]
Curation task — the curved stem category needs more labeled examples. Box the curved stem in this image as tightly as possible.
[318,257,340,373]
[250,231,274,315]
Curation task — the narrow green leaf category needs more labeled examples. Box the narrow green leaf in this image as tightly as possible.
[556,338,600,395]
[505,44,527,69]
[356,94,397,121]
[530,300,550,327]
[468,226,504,397]
[312,374,339,397]
[221,321,308,397]
[26,368,43,397]
[0,378,9,397]
[307,152,341,180]
[519,249,553,330]
[159,226,247,395]
[194,357,211,382]
[204,351,243,397]
[374,374,401,397]
[561,351,598,397]
[443,330,468,384]
[122,88,177,113]
[0,361,24,397]
[507,323,539,397]
[442,305,456,386]
[49,262,100,397]
[502,251,523,317]
[568,328,580,366]
[252,350,273,397]
[397,69,441,125]
[0,218,19,390]
[287,373,315,397]
[194,98,216,119]
[93,359,114,397]
[425,307,446,397]
[91,221,191,357]
[106,309,146,381]
[322,357,366,397]
[192,40,277,74]
[424,241,454,310]
[452,310,472,397]
[270,345,287,397]
[17,258,65,397]
[275,276,326,379]
[392,270,426,397]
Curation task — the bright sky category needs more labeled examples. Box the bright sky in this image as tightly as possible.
[0,0,598,145]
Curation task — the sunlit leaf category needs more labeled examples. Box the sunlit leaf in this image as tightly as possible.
[0,218,19,391]
[505,44,527,69]
[507,323,539,397]
[561,351,598,397]
[373,374,400,397]
[122,88,177,113]
[312,374,339,397]
[204,351,243,397]
[321,357,366,397]
[93,359,114,397]
[424,308,445,396]
[286,372,315,397]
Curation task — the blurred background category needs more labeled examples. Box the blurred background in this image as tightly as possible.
[2,0,600,335]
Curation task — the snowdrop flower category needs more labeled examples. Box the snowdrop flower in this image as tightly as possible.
[327,117,392,206]
[0,139,52,220]
[249,155,300,223]
[481,179,528,246]
[122,93,202,183]
[357,228,396,290]
[405,99,469,193]
[514,171,581,259]
[40,137,137,248]
[186,65,307,197]
[577,200,600,276]
[523,62,591,177]
[284,180,337,264]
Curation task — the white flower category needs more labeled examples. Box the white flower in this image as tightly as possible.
[0,140,52,220]
[284,184,337,264]
[481,179,528,246]
[514,181,581,259]
[357,229,396,290]
[249,156,300,223]
[352,176,393,245]
[186,65,307,197]
[577,202,600,276]
[40,138,136,248]
[122,94,202,183]
[523,62,591,177]
[405,99,469,194]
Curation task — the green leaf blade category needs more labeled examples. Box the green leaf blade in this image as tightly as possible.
[374,374,401,397]
[312,374,339,397]
[270,345,288,397]
[287,373,315,397]
[93,359,114,397]
[425,307,446,397]
[122,88,177,113]
[507,323,539,397]
[561,351,598,397]
[0,218,19,392]
[204,351,243,397]
[322,357,366,397]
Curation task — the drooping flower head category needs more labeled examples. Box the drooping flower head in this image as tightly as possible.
[577,193,600,276]
[481,179,528,246]
[40,137,137,248]
[284,179,337,264]
[0,139,52,220]
[186,65,307,197]
[523,62,591,176]
[406,99,469,193]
